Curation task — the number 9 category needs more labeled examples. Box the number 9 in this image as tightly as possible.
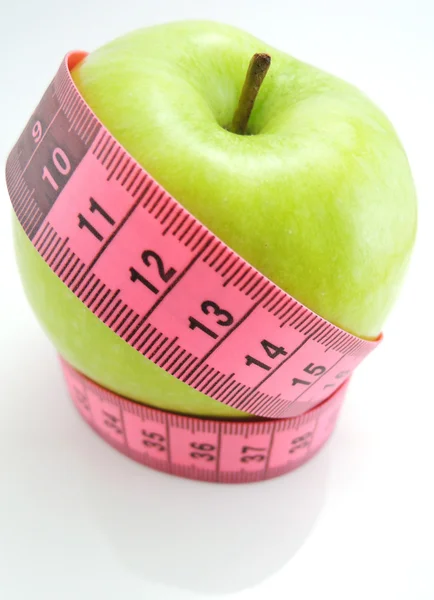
[32,121,42,144]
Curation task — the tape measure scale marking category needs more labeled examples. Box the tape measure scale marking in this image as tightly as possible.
[62,358,347,483]
[6,51,381,420]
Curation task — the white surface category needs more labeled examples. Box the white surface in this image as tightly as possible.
[1,1,433,598]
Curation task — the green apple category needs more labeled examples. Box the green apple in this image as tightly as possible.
[13,21,417,418]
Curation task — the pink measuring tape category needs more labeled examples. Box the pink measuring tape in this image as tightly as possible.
[62,357,347,483]
[6,51,381,481]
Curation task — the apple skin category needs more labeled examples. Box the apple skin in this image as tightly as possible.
[13,21,417,417]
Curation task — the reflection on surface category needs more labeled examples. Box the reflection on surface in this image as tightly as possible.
[83,419,331,594]
[2,325,331,595]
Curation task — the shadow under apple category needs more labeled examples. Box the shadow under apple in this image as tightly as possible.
[79,413,331,595]
[3,329,331,595]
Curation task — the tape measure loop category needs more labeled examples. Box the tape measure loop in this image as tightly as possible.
[5,51,381,419]
[61,357,348,483]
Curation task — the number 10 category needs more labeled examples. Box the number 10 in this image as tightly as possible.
[42,147,71,191]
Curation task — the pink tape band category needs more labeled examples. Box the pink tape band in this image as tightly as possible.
[61,357,347,483]
[6,52,381,419]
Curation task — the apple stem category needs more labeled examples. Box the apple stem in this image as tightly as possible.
[230,53,271,135]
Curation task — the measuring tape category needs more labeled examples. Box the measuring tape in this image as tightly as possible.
[61,357,347,483]
[6,51,381,423]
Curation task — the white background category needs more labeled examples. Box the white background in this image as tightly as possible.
[1,1,433,598]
